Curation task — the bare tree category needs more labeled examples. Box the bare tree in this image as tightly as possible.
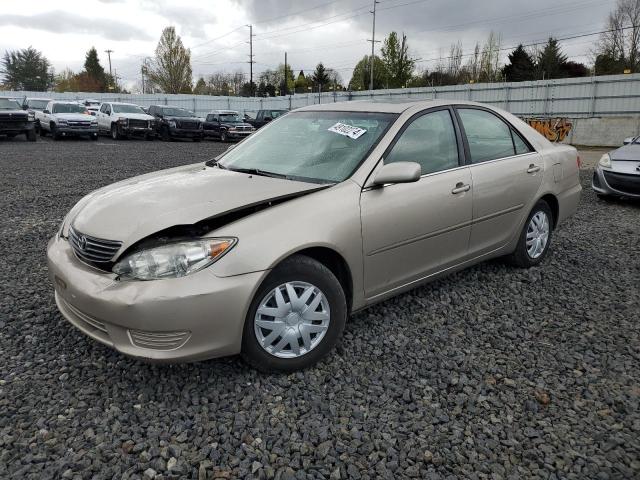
[147,27,193,94]
[447,41,463,81]
[598,0,640,70]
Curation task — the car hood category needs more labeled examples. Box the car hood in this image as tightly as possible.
[71,163,322,248]
[120,113,154,121]
[610,144,640,161]
[55,113,94,121]
[0,109,28,117]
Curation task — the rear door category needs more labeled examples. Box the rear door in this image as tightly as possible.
[360,108,473,298]
[455,107,542,257]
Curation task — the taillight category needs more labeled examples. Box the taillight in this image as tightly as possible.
[577,155,581,168]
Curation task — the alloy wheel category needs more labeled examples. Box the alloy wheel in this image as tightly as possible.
[254,281,331,358]
[526,211,550,259]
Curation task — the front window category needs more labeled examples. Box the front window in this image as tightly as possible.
[219,111,397,184]
[113,104,146,114]
[219,113,241,123]
[270,110,286,119]
[0,99,21,110]
[27,99,49,111]
[162,107,194,117]
[52,103,87,114]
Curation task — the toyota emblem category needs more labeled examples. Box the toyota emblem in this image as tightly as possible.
[79,235,87,251]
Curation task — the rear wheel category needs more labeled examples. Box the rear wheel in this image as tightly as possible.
[508,200,553,268]
[241,255,347,372]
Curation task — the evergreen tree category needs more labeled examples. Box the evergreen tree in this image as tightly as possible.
[348,56,387,90]
[311,63,330,90]
[84,47,106,90]
[537,38,568,79]
[502,44,536,82]
[1,47,51,91]
[193,77,208,95]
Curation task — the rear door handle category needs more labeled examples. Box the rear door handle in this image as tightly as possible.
[527,164,541,173]
[451,182,471,194]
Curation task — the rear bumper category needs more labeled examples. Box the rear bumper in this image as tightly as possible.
[592,166,640,198]
[47,234,266,362]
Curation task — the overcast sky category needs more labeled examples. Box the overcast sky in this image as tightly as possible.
[0,0,617,90]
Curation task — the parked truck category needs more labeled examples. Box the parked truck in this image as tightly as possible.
[244,109,288,129]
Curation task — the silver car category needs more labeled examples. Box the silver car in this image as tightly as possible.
[47,100,581,371]
[592,137,640,199]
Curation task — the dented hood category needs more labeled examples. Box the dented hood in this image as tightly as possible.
[71,163,321,248]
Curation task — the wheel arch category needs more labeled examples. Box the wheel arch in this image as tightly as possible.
[538,193,559,228]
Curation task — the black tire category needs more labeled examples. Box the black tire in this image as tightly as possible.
[26,129,37,142]
[90,133,98,141]
[111,123,121,140]
[35,121,41,135]
[160,126,171,141]
[51,124,60,141]
[508,200,553,268]
[145,133,155,141]
[220,131,227,143]
[241,255,347,373]
[39,123,47,137]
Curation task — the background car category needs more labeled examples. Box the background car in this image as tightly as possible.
[592,137,640,199]
[97,102,155,140]
[203,110,255,142]
[39,101,98,140]
[0,97,37,141]
[147,105,204,141]
[244,109,288,129]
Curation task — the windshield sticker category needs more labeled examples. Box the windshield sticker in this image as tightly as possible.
[328,122,367,139]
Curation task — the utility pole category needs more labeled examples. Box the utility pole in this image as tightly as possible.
[367,0,380,91]
[247,25,255,96]
[284,52,288,96]
[141,63,145,94]
[104,49,113,77]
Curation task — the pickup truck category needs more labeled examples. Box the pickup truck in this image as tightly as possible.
[97,102,155,139]
[244,109,287,129]
[39,101,98,140]
[0,97,37,141]
[148,105,204,141]
[203,110,254,142]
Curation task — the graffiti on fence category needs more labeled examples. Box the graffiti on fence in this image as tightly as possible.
[524,118,573,142]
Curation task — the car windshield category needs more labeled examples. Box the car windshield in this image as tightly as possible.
[219,111,397,183]
[52,103,87,114]
[269,110,286,118]
[27,99,49,110]
[0,99,21,110]
[113,104,145,114]
[163,108,193,117]
[219,113,241,123]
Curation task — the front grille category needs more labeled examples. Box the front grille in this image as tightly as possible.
[0,121,26,129]
[179,121,199,130]
[128,119,148,129]
[237,126,252,132]
[69,226,122,264]
[0,113,27,122]
[66,121,92,128]
[128,329,191,350]
[604,171,640,195]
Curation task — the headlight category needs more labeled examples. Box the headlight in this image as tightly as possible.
[118,117,128,124]
[58,119,68,125]
[91,119,98,125]
[112,238,236,280]
[599,153,611,168]
[169,120,177,128]
[28,112,35,121]
[250,127,256,131]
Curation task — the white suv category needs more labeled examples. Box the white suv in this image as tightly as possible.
[97,102,155,140]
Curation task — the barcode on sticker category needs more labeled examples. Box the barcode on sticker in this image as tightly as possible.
[328,122,367,139]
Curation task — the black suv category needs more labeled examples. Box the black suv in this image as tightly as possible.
[0,98,36,141]
[147,105,204,141]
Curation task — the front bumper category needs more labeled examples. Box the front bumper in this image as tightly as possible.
[168,128,204,138]
[225,130,253,139]
[592,166,640,198]
[0,122,35,135]
[57,126,98,136]
[47,235,265,362]
[122,125,154,136]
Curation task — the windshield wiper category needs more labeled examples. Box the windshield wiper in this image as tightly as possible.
[226,167,290,179]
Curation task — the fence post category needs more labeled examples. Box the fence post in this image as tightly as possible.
[193,97,196,113]
[467,84,472,101]
[589,77,597,118]
[504,84,511,112]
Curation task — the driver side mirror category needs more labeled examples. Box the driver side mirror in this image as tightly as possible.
[372,162,421,186]
[43,109,50,114]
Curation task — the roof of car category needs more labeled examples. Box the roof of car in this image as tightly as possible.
[295,99,486,113]
[209,110,239,114]
[106,102,140,106]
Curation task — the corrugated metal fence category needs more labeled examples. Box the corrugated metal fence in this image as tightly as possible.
[6,73,640,118]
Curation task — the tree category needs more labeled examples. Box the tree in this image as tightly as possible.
[502,44,536,82]
[311,63,330,91]
[294,70,310,93]
[83,47,106,91]
[1,47,51,91]
[381,32,416,88]
[240,81,256,97]
[537,38,568,79]
[348,56,387,90]
[562,61,589,78]
[596,0,640,73]
[147,26,193,93]
[193,77,208,95]
[479,31,502,82]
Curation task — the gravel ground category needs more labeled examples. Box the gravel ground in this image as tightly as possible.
[1,137,639,480]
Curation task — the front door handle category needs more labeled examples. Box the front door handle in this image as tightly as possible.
[527,164,541,174]
[451,182,471,194]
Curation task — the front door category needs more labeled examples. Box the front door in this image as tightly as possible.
[360,108,473,299]
[455,107,544,257]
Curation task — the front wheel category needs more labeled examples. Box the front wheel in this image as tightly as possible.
[26,129,37,142]
[111,124,121,140]
[90,133,98,141]
[51,125,60,141]
[220,131,227,143]
[508,200,553,268]
[160,126,171,141]
[241,255,347,372]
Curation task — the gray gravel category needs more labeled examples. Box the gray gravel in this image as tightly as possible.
[1,137,639,480]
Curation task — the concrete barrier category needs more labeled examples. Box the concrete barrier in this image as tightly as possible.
[561,116,640,147]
